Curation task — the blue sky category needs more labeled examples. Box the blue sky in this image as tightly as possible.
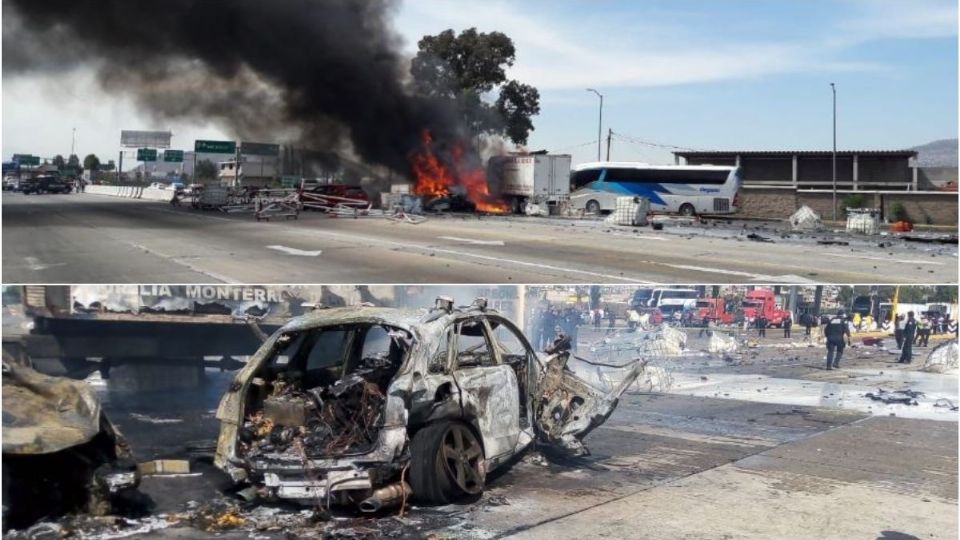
[3,0,957,166]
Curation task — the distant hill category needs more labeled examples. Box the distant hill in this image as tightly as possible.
[912,139,958,167]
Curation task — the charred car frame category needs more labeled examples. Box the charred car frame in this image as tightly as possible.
[214,298,642,512]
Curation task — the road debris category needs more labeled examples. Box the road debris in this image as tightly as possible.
[789,205,822,231]
[746,232,774,243]
[709,332,739,354]
[864,389,924,406]
[921,340,958,373]
[138,459,191,476]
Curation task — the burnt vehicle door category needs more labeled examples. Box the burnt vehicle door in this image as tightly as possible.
[449,317,523,461]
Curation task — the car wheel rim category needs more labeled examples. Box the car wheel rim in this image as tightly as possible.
[440,424,484,494]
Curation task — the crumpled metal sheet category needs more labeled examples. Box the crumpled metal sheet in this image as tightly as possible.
[534,353,643,456]
[2,359,103,455]
[709,332,739,354]
[789,205,822,231]
[922,340,958,373]
[587,326,686,364]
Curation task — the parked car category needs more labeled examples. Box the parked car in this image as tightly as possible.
[2,358,140,531]
[214,299,642,511]
[301,184,370,209]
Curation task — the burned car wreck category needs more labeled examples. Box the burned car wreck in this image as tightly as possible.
[215,298,643,512]
[2,358,140,531]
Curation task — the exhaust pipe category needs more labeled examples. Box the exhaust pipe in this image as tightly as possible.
[358,481,412,513]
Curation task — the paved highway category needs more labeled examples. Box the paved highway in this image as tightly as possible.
[3,193,956,283]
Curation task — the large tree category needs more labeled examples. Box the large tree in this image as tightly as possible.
[52,154,65,170]
[83,153,101,171]
[411,28,540,145]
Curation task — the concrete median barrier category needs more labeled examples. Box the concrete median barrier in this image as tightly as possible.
[140,187,174,202]
[83,185,159,200]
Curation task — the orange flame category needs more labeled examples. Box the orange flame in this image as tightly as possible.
[411,130,509,214]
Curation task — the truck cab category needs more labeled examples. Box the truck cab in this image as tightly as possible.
[695,298,735,325]
[741,289,790,327]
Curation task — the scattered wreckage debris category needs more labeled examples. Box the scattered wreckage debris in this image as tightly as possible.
[708,331,739,354]
[901,234,958,245]
[745,232,774,243]
[921,340,959,373]
[864,389,924,406]
[213,301,643,515]
[138,459,191,476]
[789,205,822,231]
[2,357,141,531]
[934,398,959,411]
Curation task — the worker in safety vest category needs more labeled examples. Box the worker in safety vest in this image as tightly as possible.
[917,317,931,347]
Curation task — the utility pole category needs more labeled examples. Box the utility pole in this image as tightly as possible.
[606,128,612,161]
[586,88,603,161]
[830,83,837,222]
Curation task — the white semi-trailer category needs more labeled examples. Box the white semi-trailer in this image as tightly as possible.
[488,153,572,213]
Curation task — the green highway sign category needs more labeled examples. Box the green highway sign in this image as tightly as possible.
[13,154,40,166]
[137,148,158,161]
[195,139,236,154]
[281,175,300,188]
[240,141,280,156]
[163,150,184,162]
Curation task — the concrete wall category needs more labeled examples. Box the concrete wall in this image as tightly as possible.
[794,191,957,226]
[738,187,797,218]
[738,187,957,225]
[879,192,959,226]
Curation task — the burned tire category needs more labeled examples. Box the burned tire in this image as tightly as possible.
[409,421,485,504]
[585,200,601,215]
[679,203,696,216]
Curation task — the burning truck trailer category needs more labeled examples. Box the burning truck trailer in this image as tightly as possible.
[408,131,575,215]
[214,297,644,513]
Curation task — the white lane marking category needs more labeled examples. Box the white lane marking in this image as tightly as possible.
[606,232,669,241]
[820,252,947,266]
[266,245,323,256]
[24,257,66,271]
[438,236,506,246]
[292,229,654,283]
[126,242,237,283]
[647,262,796,282]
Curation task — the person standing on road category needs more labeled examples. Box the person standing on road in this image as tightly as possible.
[593,308,602,330]
[824,310,851,370]
[802,312,813,337]
[899,312,917,364]
[894,314,905,349]
[756,315,767,338]
[917,316,931,348]
[606,310,616,334]
[783,312,793,338]
[699,316,711,338]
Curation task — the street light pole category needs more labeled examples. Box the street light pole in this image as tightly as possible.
[586,88,603,161]
[831,83,837,222]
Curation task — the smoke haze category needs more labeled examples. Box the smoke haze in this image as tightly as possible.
[3,0,469,175]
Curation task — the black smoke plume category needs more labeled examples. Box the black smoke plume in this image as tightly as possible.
[3,0,466,175]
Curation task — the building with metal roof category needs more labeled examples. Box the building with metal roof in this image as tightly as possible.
[674,149,919,191]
